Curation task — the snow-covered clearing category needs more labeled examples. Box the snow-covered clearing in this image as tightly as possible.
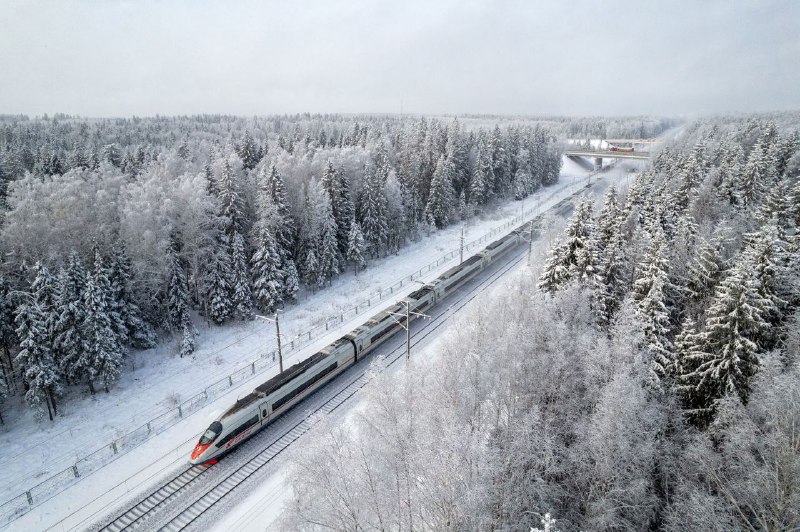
[2,157,642,531]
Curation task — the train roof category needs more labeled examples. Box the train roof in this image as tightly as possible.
[221,349,332,418]
[485,233,516,250]
[439,254,482,281]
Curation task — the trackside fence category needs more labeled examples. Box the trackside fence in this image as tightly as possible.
[0,173,597,526]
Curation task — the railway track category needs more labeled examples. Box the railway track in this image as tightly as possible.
[98,181,598,532]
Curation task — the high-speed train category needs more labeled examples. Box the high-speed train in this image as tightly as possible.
[190,224,533,465]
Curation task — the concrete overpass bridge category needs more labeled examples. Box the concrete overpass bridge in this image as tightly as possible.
[566,139,655,171]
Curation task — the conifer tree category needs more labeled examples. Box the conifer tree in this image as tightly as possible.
[637,273,674,386]
[204,246,233,324]
[336,165,355,255]
[0,277,17,394]
[230,232,254,320]
[594,186,620,255]
[303,249,320,288]
[563,198,596,283]
[685,239,724,316]
[82,253,125,394]
[680,258,768,426]
[251,226,283,313]
[166,236,196,356]
[55,252,86,385]
[317,200,341,286]
[592,233,627,327]
[109,242,155,349]
[283,259,300,302]
[425,155,455,229]
[359,164,388,257]
[537,240,571,293]
[346,218,366,274]
[15,296,60,420]
[632,229,672,303]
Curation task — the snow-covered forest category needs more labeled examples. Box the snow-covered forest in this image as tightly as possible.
[0,113,671,422]
[280,114,800,531]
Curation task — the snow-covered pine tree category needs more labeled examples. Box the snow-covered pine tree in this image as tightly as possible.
[317,197,341,287]
[746,224,788,349]
[592,233,627,327]
[282,258,300,301]
[303,249,320,288]
[55,252,86,385]
[229,232,254,320]
[346,218,366,274]
[166,237,190,328]
[490,125,511,196]
[336,165,355,255]
[684,239,724,318]
[359,163,388,258]
[204,246,234,324]
[537,239,571,293]
[30,261,59,364]
[736,139,771,206]
[109,241,156,349]
[0,277,17,395]
[180,317,196,358]
[512,168,530,200]
[15,296,60,420]
[425,155,455,229]
[251,226,283,313]
[679,256,769,426]
[236,131,261,171]
[563,198,596,283]
[218,158,244,237]
[469,136,493,208]
[632,228,672,303]
[637,272,674,387]
[593,186,620,255]
[83,250,126,393]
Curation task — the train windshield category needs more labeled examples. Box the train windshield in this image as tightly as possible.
[199,421,222,445]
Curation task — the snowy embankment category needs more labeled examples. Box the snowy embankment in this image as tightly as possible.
[3,157,639,531]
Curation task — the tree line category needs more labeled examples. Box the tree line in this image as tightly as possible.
[0,113,571,421]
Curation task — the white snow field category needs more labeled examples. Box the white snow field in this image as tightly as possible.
[2,157,642,531]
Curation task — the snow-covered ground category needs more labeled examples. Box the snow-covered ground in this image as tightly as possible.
[2,156,644,531]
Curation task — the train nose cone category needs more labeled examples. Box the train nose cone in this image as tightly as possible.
[191,443,210,462]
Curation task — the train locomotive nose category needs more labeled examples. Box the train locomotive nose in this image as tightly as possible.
[191,443,211,463]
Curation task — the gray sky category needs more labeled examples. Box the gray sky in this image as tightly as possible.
[1,0,797,117]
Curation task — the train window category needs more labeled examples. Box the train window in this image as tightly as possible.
[216,415,259,448]
[199,421,222,445]
[262,409,267,418]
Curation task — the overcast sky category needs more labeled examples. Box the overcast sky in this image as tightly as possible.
[0,0,797,118]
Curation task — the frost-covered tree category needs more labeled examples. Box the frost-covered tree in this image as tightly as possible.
[684,239,724,318]
[0,277,17,394]
[15,295,60,420]
[359,164,388,257]
[637,272,674,386]
[537,239,571,293]
[165,236,197,356]
[679,258,768,426]
[204,246,234,324]
[251,226,283,313]
[346,218,366,274]
[303,249,320,288]
[425,155,455,229]
[54,252,87,384]
[317,200,341,287]
[82,251,125,393]
[230,232,254,320]
[109,242,156,349]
